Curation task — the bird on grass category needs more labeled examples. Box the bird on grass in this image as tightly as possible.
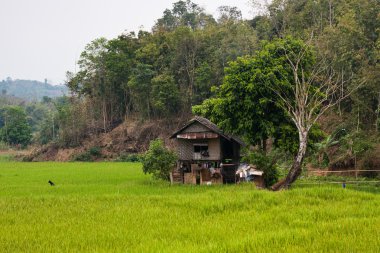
[48,180,55,186]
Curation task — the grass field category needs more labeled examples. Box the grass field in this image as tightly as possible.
[1,161,380,252]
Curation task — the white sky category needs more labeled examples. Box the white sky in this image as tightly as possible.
[0,0,259,85]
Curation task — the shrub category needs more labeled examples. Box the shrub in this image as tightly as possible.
[72,152,92,162]
[89,146,101,157]
[0,141,9,150]
[142,139,177,181]
[242,151,279,188]
[72,147,102,162]
[360,151,380,178]
[327,130,375,169]
[115,153,142,162]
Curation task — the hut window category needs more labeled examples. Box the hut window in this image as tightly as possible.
[194,144,209,158]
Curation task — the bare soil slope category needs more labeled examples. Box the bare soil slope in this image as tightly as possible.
[26,118,187,161]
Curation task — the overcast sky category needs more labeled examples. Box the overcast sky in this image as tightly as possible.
[0,0,260,85]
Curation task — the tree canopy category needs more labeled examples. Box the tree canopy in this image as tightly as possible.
[0,106,32,147]
[193,37,322,152]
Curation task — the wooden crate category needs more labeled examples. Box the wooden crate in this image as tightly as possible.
[211,176,223,184]
[191,163,202,172]
[200,169,211,183]
[184,173,196,184]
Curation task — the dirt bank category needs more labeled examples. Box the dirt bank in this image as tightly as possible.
[26,118,187,161]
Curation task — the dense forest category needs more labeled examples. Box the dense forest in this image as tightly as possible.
[65,0,379,136]
[0,0,379,177]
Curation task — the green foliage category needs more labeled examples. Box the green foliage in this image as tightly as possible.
[154,0,215,31]
[0,154,12,162]
[72,152,92,162]
[127,63,155,117]
[72,147,102,162]
[64,1,258,128]
[150,73,180,116]
[274,124,326,155]
[0,106,32,147]
[317,128,376,169]
[259,0,380,132]
[242,151,279,187]
[142,139,177,180]
[338,131,373,158]
[193,37,316,150]
[114,153,143,162]
[25,100,60,145]
[0,141,10,150]
[54,97,88,147]
[361,154,380,178]
[89,146,102,157]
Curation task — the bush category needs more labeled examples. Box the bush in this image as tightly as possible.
[360,151,380,178]
[327,130,375,169]
[72,152,92,162]
[142,139,177,181]
[115,153,142,162]
[0,141,9,150]
[89,146,101,157]
[72,147,102,162]
[242,151,279,187]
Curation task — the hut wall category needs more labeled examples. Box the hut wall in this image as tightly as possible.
[208,138,221,160]
[177,138,221,161]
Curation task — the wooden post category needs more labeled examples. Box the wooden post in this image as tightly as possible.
[355,155,358,180]
[169,172,173,185]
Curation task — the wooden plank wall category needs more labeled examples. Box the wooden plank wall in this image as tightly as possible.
[177,138,221,160]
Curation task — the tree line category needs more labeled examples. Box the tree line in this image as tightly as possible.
[65,2,258,132]
[64,0,378,135]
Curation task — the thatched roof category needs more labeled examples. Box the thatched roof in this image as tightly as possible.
[171,116,245,146]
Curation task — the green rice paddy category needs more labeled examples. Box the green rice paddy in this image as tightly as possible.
[0,161,379,252]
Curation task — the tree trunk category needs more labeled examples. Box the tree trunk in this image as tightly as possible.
[103,99,107,133]
[376,91,380,133]
[272,130,308,191]
[328,0,333,27]
[262,139,267,154]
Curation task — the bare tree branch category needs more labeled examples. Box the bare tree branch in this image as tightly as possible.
[272,41,364,190]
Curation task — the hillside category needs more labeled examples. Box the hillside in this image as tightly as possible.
[26,118,187,161]
[0,78,68,101]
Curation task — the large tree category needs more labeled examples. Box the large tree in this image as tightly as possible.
[193,37,317,150]
[194,37,345,189]
[269,38,359,190]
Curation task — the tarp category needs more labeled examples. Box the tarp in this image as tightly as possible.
[236,163,264,177]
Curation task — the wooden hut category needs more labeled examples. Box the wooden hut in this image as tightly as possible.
[170,116,245,185]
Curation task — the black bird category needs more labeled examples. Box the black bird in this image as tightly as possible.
[48,180,55,186]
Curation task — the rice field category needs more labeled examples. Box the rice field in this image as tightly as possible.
[0,161,380,252]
